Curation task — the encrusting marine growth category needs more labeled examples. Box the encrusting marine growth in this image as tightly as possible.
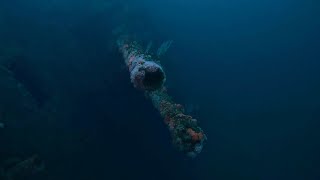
[117,36,206,157]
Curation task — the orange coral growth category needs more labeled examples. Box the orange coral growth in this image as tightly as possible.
[187,128,204,142]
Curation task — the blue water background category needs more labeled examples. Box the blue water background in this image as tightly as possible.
[0,0,319,179]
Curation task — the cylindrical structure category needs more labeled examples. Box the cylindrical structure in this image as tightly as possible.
[117,38,206,157]
[148,90,206,157]
[118,38,166,91]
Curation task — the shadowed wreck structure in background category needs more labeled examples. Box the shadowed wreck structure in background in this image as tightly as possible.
[117,36,207,157]
[0,155,45,180]
[0,53,45,179]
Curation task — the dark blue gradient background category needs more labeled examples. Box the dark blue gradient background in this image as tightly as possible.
[0,0,319,179]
